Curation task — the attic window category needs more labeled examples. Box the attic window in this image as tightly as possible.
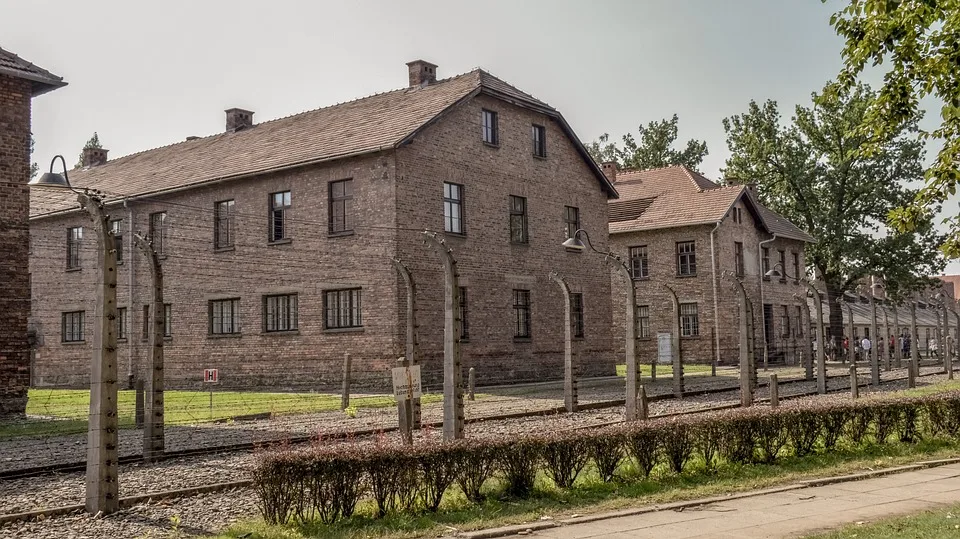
[732,207,743,224]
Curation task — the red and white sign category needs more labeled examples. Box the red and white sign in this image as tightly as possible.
[203,368,219,383]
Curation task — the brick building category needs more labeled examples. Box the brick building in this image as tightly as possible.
[0,47,65,417]
[603,165,814,368]
[28,60,617,390]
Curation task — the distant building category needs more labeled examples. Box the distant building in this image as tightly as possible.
[28,60,617,390]
[604,164,815,367]
[0,46,65,416]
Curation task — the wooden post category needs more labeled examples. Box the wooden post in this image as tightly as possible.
[393,259,421,428]
[733,277,753,407]
[769,374,779,408]
[423,232,464,441]
[397,358,413,445]
[133,232,164,463]
[549,272,578,412]
[638,385,648,420]
[468,367,475,401]
[908,360,916,388]
[134,379,144,429]
[663,284,684,398]
[850,364,859,400]
[341,352,351,410]
[79,193,120,515]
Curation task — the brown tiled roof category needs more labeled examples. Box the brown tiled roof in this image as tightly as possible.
[30,68,616,218]
[608,165,815,242]
[0,47,66,96]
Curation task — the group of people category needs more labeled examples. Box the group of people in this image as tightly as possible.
[839,334,913,362]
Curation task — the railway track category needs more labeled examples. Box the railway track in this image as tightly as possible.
[0,362,949,525]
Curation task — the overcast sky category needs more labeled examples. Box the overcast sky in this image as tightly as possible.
[5,0,957,273]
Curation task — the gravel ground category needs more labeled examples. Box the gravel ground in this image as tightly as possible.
[0,362,951,539]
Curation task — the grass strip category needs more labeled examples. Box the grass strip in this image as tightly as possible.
[803,501,960,538]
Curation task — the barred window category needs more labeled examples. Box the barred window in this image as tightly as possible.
[630,245,649,279]
[513,289,531,338]
[209,298,241,335]
[458,286,469,340]
[329,179,354,234]
[149,211,168,255]
[215,200,235,249]
[792,252,801,282]
[443,182,464,234]
[66,226,82,269]
[481,109,499,145]
[116,307,127,341]
[778,250,787,282]
[62,311,84,342]
[734,241,744,277]
[264,294,298,332]
[110,219,123,263]
[164,303,172,338]
[781,305,791,337]
[571,292,584,338]
[564,206,580,240]
[732,206,743,224]
[680,303,699,337]
[325,288,362,329]
[509,195,528,244]
[532,124,546,157]
[796,305,804,337]
[637,305,651,339]
[677,241,697,276]
[269,191,291,242]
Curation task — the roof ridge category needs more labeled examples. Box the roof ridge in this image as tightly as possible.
[70,69,485,174]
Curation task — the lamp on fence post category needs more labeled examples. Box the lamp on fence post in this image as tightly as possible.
[29,155,119,515]
[562,229,640,420]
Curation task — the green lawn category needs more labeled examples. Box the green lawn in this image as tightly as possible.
[216,439,960,539]
[616,363,715,377]
[0,389,444,439]
[803,503,960,538]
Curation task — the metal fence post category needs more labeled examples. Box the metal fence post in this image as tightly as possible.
[133,232,164,463]
[341,352,351,411]
[468,367,475,401]
[549,272,578,412]
[850,364,859,400]
[769,373,779,407]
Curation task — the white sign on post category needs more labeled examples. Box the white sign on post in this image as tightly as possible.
[657,332,673,364]
[203,368,219,383]
[391,364,422,399]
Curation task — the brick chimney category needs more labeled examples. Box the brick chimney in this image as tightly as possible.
[225,108,255,132]
[601,161,618,183]
[81,147,108,167]
[406,60,438,88]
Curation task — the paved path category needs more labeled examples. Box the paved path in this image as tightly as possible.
[526,463,960,539]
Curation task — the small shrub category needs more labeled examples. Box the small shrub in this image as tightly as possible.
[873,403,900,444]
[690,418,724,470]
[588,429,624,482]
[625,423,660,478]
[821,405,849,451]
[899,401,921,443]
[720,415,756,464]
[455,441,498,503]
[660,418,694,473]
[542,432,590,489]
[784,406,822,457]
[417,442,460,512]
[846,405,873,446]
[755,411,788,464]
[498,437,543,497]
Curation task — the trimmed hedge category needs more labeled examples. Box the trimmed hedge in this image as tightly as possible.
[253,392,960,525]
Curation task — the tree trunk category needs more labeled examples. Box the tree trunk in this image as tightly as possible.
[825,280,845,359]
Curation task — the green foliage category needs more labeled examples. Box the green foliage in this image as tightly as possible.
[584,114,708,170]
[29,134,38,180]
[722,82,945,344]
[829,0,960,257]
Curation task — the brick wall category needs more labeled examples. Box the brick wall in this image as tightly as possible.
[609,196,808,370]
[29,91,616,391]
[0,74,32,417]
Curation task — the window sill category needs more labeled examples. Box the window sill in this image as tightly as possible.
[681,335,702,340]
[157,254,168,260]
[483,141,500,149]
[117,338,127,343]
[61,341,86,346]
[510,241,530,247]
[268,239,292,246]
[632,276,650,282]
[533,154,547,160]
[116,260,124,266]
[514,337,532,343]
[66,267,82,273]
[565,247,582,254]
[444,232,467,239]
[324,327,364,334]
[208,333,242,339]
[573,336,585,341]
[328,231,355,238]
[676,274,698,278]
[262,330,300,336]
[214,246,236,253]
[459,338,470,344]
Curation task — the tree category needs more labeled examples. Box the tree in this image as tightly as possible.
[29,135,37,180]
[585,114,708,170]
[829,0,960,256]
[74,132,102,169]
[722,82,945,353]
